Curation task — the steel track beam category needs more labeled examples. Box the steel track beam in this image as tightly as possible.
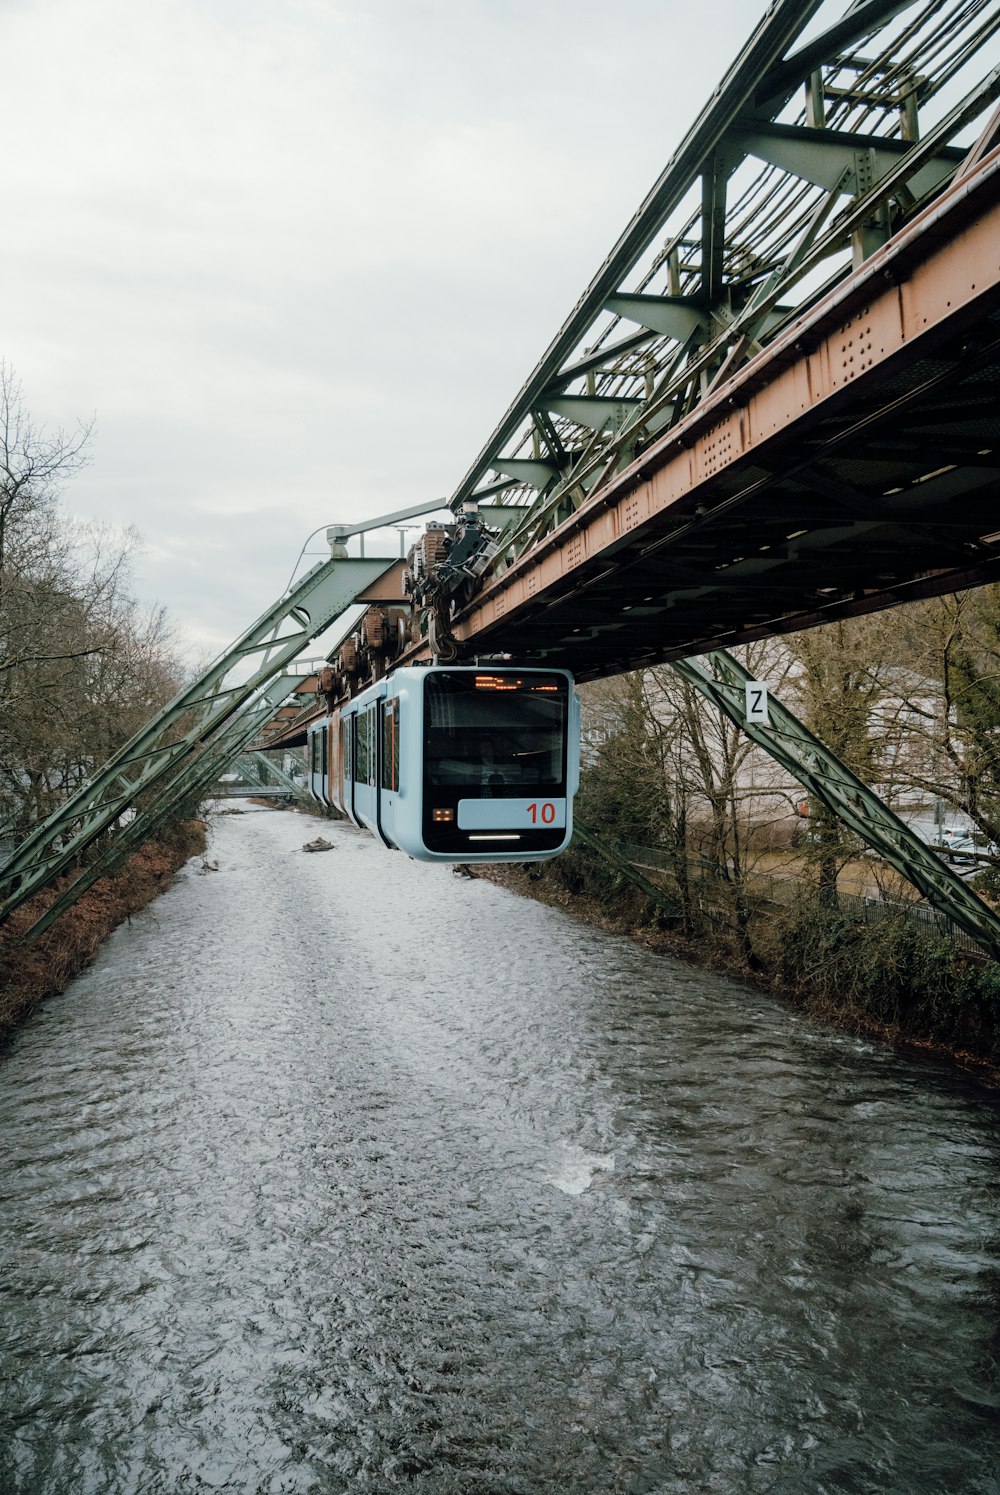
[450,151,1000,675]
[670,648,1000,959]
[440,0,999,584]
[0,558,392,926]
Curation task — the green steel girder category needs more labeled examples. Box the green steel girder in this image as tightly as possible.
[754,0,918,106]
[602,295,707,342]
[729,120,963,198]
[441,0,1000,574]
[17,677,311,943]
[449,0,825,512]
[547,332,654,388]
[670,649,1000,960]
[232,751,313,805]
[0,557,392,927]
[490,458,563,489]
[543,396,644,433]
[573,821,681,918]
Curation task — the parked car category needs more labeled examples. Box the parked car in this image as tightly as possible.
[932,831,997,864]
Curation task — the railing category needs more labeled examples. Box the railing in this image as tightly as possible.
[608,841,988,958]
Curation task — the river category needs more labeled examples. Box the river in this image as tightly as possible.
[1,805,998,1493]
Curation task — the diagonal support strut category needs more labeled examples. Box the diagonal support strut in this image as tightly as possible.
[670,648,1000,960]
[0,556,394,929]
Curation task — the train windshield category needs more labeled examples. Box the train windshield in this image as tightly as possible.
[424,671,567,789]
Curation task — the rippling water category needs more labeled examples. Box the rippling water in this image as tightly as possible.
[1,806,998,1494]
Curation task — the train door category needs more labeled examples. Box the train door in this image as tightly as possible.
[375,694,400,848]
[334,714,349,815]
[344,710,359,825]
[308,725,325,807]
[353,703,379,832]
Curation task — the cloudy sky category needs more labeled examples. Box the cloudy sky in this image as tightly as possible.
[5,0,755,658]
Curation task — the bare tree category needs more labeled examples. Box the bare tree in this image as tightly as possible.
[0,368,183,835]
[579,640,797,953]
[0,361,92,577]
[874,589,1000,846]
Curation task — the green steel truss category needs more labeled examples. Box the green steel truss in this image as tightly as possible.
[573,821,681,918]
[19,676,310,943]
[215,751,313,805]
[671,649,1000,959]
[0,556,393,933]
[447,0,1000,564]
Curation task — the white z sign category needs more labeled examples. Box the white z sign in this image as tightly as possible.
[745,681,770,725]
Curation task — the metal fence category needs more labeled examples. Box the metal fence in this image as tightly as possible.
[608,841,987,958]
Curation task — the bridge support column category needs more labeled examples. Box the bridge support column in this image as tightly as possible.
[0,557,394,930]
[14,677,311,944]
[669,648,1000,961]
[216,751,313,807]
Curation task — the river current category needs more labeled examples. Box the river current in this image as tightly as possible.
[1,806,998,1493]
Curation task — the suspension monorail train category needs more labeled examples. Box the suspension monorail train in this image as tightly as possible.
[307,665,580,862]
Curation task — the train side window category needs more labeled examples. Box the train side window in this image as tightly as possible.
[310,731,322,776]
[392,700,400,789]
[321,724,328,777]
[342,718,352,782]
[357,708,376,785]
[381,700,399,791]
[356,712,368,785]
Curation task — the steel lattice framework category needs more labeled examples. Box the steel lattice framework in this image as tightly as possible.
[0,558,395,935]
[673,648,1000,958]
[447,0,1000,575]
[212,751,313,805]
[19,678,311,943]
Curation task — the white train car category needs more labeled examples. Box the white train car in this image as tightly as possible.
[308,665,580,862]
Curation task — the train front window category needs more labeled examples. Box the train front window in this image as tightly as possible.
[424,672,567,789]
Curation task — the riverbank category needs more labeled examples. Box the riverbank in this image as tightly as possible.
[0,820,206,1046]
[476,860,1000,1088]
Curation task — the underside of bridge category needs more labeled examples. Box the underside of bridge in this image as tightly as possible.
[450,153,1000,678]
[364,0,999,677]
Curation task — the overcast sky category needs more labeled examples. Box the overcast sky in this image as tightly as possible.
[5,0,757,658]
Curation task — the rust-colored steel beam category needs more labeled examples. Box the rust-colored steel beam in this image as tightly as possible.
[257,702,326,752]
[354,561,409,603]
[452,147,1000,679]
[254,570,417,748]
